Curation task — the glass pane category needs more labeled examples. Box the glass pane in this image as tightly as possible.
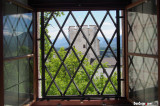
[127,0,157,55]
[129,56,158,103]
[19,81,31,105]
[4,85,19,106]
[19,58,30,83]
[3,2,33,58]
[3,1,33,105]
[4,60,18,90]
[128,0,158,104]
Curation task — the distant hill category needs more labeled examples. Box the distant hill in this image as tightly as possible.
[54,38,69,48]
[98,36,122,49]
[53,35,122,49]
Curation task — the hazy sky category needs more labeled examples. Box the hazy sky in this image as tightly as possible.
[48,11,122,40]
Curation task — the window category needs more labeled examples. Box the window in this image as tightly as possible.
[83,44,85,48]
[40,10,122,99]
[3,1,33,105]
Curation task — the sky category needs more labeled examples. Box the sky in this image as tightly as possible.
[48,11,122,40]
[3,11,122,40]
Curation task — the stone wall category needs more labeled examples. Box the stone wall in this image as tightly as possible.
[69,25,100,61]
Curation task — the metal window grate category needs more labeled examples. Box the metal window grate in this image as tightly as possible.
[40,10,122,100]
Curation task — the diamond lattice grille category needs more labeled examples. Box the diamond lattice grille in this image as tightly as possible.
[41,10,121,99]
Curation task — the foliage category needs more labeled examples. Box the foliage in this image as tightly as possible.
[45,47,117,95]
[40,12,118,96]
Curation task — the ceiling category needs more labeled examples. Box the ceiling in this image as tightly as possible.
[29,0,131,11]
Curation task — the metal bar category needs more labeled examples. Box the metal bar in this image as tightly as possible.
[44,19,100,95]
[121,10,125,97]
[82,30,118,95]
[33,11,39,101]
[44,11,70,62]
[41,12,45,97]
[101,63,117,95]
[45,66,63,95]
[71,11,117,95]
[44,12,83,95]
[44,12,54,28]
[108,12,117,27]
[0,0,4,104]
[82,27,117,95]
[70,11,115,94]
[116,10,121,96]
[63,11,110,95]
[44,32,81,96]
[40,10,123,99]
[45,11,90,95]
[128,53,158,58]
[89,11,117,60]
[52,14,101,94]
[4,54,34,62]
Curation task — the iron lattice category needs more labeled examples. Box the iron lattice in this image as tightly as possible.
[41,10,121,99]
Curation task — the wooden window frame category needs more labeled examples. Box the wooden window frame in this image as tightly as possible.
[0,0,38,105]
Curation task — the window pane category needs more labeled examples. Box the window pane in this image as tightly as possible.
[128,0,158,104]
[4,85,19,106]
[128,0,157,55]
[3,2,33,58]
[129,56,158,103]
[4,60,18,90]
[3,1,33,105]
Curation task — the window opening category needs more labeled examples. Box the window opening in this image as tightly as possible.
[40,10,123,99]
[83,44,85,48]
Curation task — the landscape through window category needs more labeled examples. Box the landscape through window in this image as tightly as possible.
[40,10,122,99]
